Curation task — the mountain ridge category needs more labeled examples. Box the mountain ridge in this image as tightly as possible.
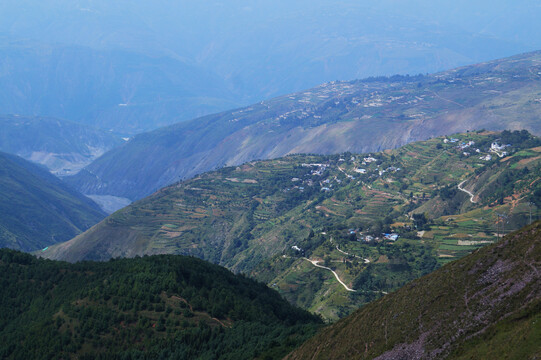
[0,43,244,134]
[66,50,541,201]
[0,249,321,359]
[3,0,539,135]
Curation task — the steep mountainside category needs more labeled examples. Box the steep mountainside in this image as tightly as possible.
[0,250,321,359]
[0,115,122,176]
[285,221,541,360]
[67,51,541,200]
[0,152,106,251]
[43,131,541,318]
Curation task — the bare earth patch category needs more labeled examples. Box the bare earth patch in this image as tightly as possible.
[457,240,493,246]
[162,231,182,238]
[516,155,541,166]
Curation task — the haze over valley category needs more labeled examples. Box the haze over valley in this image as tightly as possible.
[2,0,541,134]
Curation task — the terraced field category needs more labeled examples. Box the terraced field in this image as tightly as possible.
[43,131,541,319]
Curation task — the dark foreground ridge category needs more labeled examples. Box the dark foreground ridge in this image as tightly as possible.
[0,251,321,359]
[286,221,541,359]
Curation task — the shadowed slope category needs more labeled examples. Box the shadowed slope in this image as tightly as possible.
[0,152,106,251]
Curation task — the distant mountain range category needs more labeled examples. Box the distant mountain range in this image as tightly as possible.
[0,115,122,176]
[66,51,541,201]
[0,152,106,251]
[0,44,243,134]
[2,1,540,134]
[42,131,541,318]
[286,221,541,359]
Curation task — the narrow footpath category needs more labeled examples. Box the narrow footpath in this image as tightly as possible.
[335,245,371,263]
[331,237,371,263]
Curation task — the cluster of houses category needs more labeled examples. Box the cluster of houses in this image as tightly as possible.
[478,142,510,160]
[302,163,329,176]
[353,88,428,109]
[285,175,312,193]
[275,83,353,122]
[354,165,401,177]
[285,81,359,110]
[479,154,492,161]
[444,138,475,149]
[357,233,399,243]
[444,138,480,157]
[489,142,509,158]
[362,156,378,165]
[382,166,401,174]
[443,137,511,161]
[349,229,400,243]
[286,164,338,193]
[320,178,334,192]
[459,140,476,151]
[299,163,349,192]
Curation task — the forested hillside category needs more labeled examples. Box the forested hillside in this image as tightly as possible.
[0,250,321,359]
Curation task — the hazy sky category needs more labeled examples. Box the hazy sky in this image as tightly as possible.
[2,1,539,56]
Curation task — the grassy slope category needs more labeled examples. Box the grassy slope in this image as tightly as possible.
[67,50,541,200]
[0,250,321,360]
[0,152,106,251]
[43,132,541,319]
[285,221,541,360]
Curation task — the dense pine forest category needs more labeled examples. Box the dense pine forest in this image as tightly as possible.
[0,250,321,359]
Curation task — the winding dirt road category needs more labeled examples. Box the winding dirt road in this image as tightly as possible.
[303,258,356,292]
[458,180,476,203]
